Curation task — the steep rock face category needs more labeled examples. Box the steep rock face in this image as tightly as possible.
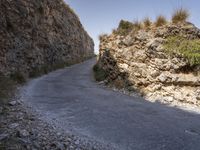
[0,0,94,77]
[98,23,200,106]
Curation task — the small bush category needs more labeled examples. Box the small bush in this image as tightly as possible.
[164,36,200,65]
[113,78,125,89]
[29,67,44,78]
[99,33,108,41]
[93,64,107,81]
[117,20,134,35]
[10,72,26,84]
[143,17,152,28]
[172,8,189,24]
[112,29,118,34]
[0,74,16,104]
[155,15,167,27]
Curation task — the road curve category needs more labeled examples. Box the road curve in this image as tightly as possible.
[22,58,200,150]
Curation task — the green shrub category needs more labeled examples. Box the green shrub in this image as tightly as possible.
[117,20,134,35]
[172,8,189,24]
[93,64,107,81]
[143,17,152,28]
[155,15,167,27]
[164,36,200,65]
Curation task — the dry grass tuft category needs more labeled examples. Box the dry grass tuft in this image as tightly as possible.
[155,15,167,27]
[133,20,143,30]
[143,17,152,28]
[172,8,189,24]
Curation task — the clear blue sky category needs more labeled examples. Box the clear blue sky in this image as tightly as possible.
[65,0,200,53]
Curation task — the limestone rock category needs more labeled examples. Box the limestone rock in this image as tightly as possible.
[17,129,30,138]
[97,23,200,107]
[8,101,17,106]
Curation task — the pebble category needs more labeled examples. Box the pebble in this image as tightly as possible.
[9,101,17,106]
[17,129,30,137]
[57,143,65,150]
[9,123,19,129]
[1,100,106,150]
[0,133,9,141]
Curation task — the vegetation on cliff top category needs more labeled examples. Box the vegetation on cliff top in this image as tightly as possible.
[114,8,189,36]
[109,8,199,66]
[155,15,167,27]
[116,20,134,35]
[164,36,200,65]
[143,17,152,28]
[172,8,189,24]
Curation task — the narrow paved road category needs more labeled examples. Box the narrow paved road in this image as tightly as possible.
[22,58,200,150]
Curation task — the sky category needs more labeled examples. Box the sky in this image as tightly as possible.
[65,0,200,54]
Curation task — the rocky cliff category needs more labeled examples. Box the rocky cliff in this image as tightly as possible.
[0,0,94,77]
[97,22,200,107]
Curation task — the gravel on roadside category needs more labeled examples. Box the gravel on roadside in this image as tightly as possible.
[0,99,114,150]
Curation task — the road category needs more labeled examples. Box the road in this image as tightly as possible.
[22,58,200,150]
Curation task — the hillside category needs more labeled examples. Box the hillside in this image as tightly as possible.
[96,14,200,107]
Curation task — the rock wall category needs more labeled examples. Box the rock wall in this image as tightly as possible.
[98,23,200,107]
[0,0,94,77]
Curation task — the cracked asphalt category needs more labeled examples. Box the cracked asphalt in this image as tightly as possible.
[22,58,200,150]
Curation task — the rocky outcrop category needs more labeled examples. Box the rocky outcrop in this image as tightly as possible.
[0,0,94,77]
[97,23,200,107]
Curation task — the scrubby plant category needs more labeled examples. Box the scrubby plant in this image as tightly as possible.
[112,29,118,34]
[10,72,26,84]
[164,36,200,65]
[117,20,134,35]
[93,64,107,81]
[29,61,72,78]
[155,15,167,27]
[99,33,108,41]
[172,8,189,24]
[0,74,16,104]
[143,17,152,28]
[133,20,143,31]
[62,1,80,20]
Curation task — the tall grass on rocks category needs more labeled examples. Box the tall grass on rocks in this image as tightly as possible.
[155,15,167,27]
[172,8,189,24]
[143,17,152,28]
[133,20,143,31]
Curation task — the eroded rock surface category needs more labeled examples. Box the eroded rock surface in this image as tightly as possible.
[0,0,94,77]
[98,23,200,107]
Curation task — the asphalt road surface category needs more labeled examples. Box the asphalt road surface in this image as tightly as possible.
[22,58,200,150]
